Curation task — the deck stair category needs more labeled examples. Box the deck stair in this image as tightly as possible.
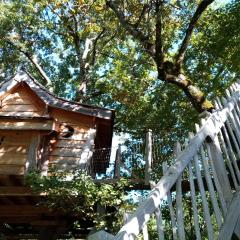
[89,81,240,240]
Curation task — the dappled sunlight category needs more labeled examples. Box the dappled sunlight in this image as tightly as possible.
[93,81,240,239]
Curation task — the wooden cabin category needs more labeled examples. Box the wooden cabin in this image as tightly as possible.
[0,72,115,238]
[0,72,114,177]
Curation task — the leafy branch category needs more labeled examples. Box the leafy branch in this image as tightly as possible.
[5,39,52,86]
[176,0,215,68]
[26,169,129,232]
[106,0,155,58]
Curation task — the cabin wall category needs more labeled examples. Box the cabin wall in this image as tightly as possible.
[0,84,48,175]
[0,85,46,117]
[0,82,111,176]
[47,108,96,173]
[0,131,36,175]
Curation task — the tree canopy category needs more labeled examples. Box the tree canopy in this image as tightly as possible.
[1,1,240,236]
[0,0,239,139]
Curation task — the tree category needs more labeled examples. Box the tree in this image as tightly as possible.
[105,0,215,113]
[0,0,239,135]
[185,0,240,97]
[1,1,239,237]
[0,0,117,100]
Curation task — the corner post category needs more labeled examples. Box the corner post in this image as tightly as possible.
[145,129,152,185]
[114,144,121,179]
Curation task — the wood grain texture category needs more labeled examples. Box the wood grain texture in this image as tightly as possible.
[1,104,39,112]
[49,156,81,164]
[1,73,114,120]
[218,192,240,240]
[26,134,40,172]
[0,155,26,165]
[0,186,33,196]
[55,139,86,148]
[0,119,53,130]
[0,205,54,217]
[0,112,42,117]
[0,164,25,175]
[50,147,83,158]
[0,146,27,154]
[0,85,46,117]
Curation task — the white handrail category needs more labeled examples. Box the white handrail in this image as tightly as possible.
[89,83,240,240]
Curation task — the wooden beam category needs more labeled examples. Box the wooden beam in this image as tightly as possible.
[0,215,69,225]
[31,220,66,226]
[0,120,53,130]
[0,186,33,196]
[0,216,40,224]
[0,164,25,175]
[0,205,56,217]
[0,196,14,205]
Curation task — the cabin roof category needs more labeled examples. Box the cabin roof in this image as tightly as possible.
[0,71,114,121]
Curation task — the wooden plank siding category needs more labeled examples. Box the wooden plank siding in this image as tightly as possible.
[0,165,25,175]
[0,85,46,118]
[47,108,96,172]
[0,78,112,176]
[48,129,94,171]
[0,131,34,175]
[0,119,53,131]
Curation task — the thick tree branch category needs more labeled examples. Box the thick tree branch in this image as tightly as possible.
[164,73,214,112]
[134,4,149,28]
[91,28,106,66]
[82,90,104,102]
[176,0,214,67]
[23,52,52,86]
[106,0,155,57]
[6,40,52,86]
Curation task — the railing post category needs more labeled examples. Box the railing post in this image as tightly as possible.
[114,144,121,179]
[124,201,149,240]
[207,135,233,206]
[138,197,149,240]
[174,142,186,240]
[199,113,233,206]
[145,129,152,185]
[124,212,135,240]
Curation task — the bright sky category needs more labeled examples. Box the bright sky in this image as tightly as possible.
[214,0,231,8]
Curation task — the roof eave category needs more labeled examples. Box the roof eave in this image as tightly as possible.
[10,72,114,121]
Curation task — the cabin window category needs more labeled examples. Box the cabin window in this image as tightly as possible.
[59,124,74,138]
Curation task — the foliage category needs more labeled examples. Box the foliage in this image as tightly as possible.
[1,0,239,140]
[0,0,239,237]
[26,169,129,233]
[185,0,240,98]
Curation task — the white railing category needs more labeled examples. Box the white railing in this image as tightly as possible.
[89,82,240,240]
